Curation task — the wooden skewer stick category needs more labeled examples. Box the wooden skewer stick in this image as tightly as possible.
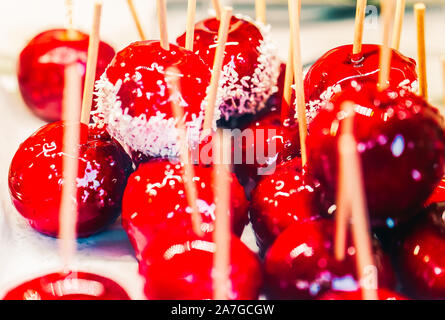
[442,56,445,108]
[185,0,197,51]
[202,7,233,135]
[126,0,147,41]
[378,0,396,91]
[280,34,294,126]
[255,0,267,25]
[65,0,76,39]
[334,108,353,261]
[212,129,232,301]
[353,0,367,55]
[212,0,222,20]
[80,1,103,125]
[59,64,82,271]
[392,0,406,50]
[157,0,170,50]
[166,67,203,237]
[338,101,378,300]
[415,3,428,99]
[288,0,308,167]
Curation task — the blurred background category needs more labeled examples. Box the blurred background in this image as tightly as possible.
[1,0,445,102]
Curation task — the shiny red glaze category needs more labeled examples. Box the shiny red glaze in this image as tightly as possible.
[105,40,210,121]
[233,110,300,191]
[397,208,445,299]
[3,271,130,300]
[425,177,445,206]
[122,159,249,260]
[250,158,327,254]
[177,16,264,118]
[140,233,262,300]
[307,82,445,227]
[264,219,396,300]
[319,288,407,300]
[18,29,115,122]
[304,44,418,102]
[8,121,133,237]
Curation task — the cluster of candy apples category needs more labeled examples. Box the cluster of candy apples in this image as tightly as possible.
[7,2,445,301]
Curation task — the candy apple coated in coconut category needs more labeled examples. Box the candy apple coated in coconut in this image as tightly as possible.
[177,15,280,121]
[121,159,249,261]
[93,40,212,162]
[8,121,133,237]
[307,81,445,227]
[140,232,262,300]
[18,29,115,122]
[264,218,396,300]
[3,271,130,300]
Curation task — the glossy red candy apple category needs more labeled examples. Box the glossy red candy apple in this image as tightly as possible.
[304,44,418,105]
[8,121,133,237]
[18,29,115,122]
[425,177,445,206]
[319,288,407,300]
[140,232,262,300]
[397,207,445,299]
[264,218,396,300]
[250,157,328,254]
[121,159,249,260]
[177,16,280,121]
[93,40,211,161]
[3,271,130,300]
[233,110,300,192]
[307,81,445,227]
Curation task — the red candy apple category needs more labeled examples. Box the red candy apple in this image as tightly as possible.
[307,81,445,227]
[121,159,249,260]
[250,157,328,254]
[233,109,300,192]
[425,177,445,206]
[3,271,130,300]
[140,232,262,300]
[397,207,445,299]
[8,121,133,237]
[319,288,407,300]
[304,44,418,105]
[18,29,115,122]
[177,16,280,121]
[264,218,396,300]
[93,40,212,161]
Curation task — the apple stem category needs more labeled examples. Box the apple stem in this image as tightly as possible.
[212,129,232,301]
[202,7,233,136]
[392,0,406,50]
[59,64,82,272]
[166,67,203,237]
[126,0,147,41]
[415,3,428,99]
[80,0,103,126]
